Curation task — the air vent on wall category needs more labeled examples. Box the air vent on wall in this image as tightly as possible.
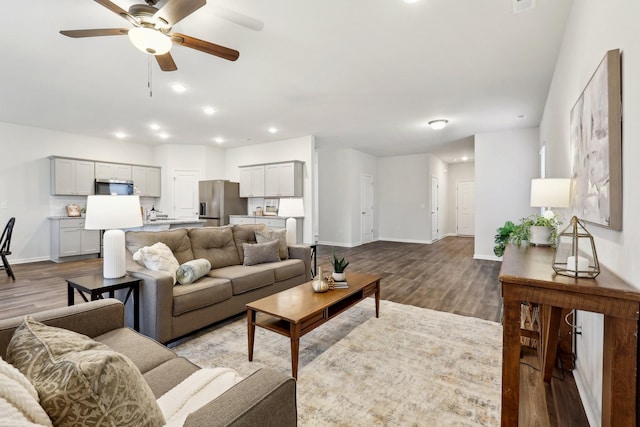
[513,0,536,14]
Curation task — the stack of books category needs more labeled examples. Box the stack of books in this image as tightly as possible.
[333,281,349,289]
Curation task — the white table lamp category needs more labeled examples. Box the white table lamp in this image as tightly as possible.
[278,198,304,245]
[530,178,571,214]
[85,195,143,279]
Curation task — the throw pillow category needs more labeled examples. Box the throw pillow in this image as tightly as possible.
[255,229,289,260]
[0,356,52,426]
[6,317,165,427]
[176,258,212,285]
[133,241,180,284]
[242,240,280,266]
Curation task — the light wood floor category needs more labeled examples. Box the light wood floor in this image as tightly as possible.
[0,236,587,425]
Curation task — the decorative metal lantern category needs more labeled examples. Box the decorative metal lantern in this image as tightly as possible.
[552,216,600,278]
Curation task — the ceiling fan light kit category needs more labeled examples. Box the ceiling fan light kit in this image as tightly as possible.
[128,27,172,55]
[428,119,449,130]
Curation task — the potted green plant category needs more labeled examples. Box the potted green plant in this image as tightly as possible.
[332,250,349,281]
[494,220,529,257]
[525,211,560,246]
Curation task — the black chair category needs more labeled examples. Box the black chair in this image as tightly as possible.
[0,217,15,280]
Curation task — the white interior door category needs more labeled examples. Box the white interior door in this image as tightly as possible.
[431,176,439,241]
[457,180,475,236]
[173,169,200,219]
[360,174,374,243]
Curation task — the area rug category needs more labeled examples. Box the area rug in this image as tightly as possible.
[173,299,502,426]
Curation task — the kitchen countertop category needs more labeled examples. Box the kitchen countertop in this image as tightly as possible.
[49,216,205,225]
[229,215,302,219]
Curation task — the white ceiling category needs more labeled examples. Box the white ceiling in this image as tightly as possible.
[0,0,572,162]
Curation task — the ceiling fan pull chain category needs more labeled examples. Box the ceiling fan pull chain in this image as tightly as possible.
[148,56,153,97]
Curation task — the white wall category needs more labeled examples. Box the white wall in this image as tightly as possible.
[474,128,539,260]
[446,162,475,236]
[317,148,378,247]
[539,1,640,423]
[224,136,315,244]
[0,122,154,262]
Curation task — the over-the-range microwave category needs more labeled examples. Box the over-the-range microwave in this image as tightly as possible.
[94,179,134,195]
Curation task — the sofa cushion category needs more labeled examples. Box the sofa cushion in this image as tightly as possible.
[172,277,233,316]
[255,229,289,260]
[143,358,200,399]
[208,265,275,295]
[6,317,165,427]
[243,240,281,266]
[176,258,212,285]
[0,356,52,427]
[232,224,267,261]
[133,242,180,284]
[126,228,195,264]
[262,259,306,282]
[189,227,241,268]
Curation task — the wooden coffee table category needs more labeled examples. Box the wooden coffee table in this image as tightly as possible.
[246,271,381,379]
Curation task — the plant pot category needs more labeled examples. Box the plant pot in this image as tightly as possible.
[529,226,552,246]
[332,272,346,282]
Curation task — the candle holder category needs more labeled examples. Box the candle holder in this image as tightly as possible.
[552,216,600,278]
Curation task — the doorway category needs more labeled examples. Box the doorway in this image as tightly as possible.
[457,180,475,236]
[360,174,374,244]
[431,176,439,241]
[173,169,200,219]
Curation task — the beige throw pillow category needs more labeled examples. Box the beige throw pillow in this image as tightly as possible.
[255,229,289,260]
[133,241,180,284]
[6,317,165,427]
[243,240,281,266]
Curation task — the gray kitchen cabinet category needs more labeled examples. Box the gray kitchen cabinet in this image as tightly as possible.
[51,157,95,196]
[95,162,132,180]
[239,166,265,197]
[264,161,303,197]
[50,218,100,262]
[132,166,161,197]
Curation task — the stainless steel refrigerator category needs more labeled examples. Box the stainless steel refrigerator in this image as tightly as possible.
[198,180,247,226]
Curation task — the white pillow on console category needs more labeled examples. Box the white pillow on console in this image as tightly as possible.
[133,242,180,284]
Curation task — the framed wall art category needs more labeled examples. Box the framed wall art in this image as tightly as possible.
[570,49,622,230]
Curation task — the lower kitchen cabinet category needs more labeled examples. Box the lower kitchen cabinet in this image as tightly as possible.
[50,218,100,262]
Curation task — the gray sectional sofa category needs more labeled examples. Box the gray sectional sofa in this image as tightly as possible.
[125,224,312,343]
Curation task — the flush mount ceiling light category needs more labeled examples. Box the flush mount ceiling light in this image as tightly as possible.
[128,26,172,55]
[149,123,161,131]
[428,119,449,130]
[214,137,224,143]
[403,0,420,3]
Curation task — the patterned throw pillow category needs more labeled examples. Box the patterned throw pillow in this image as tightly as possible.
[243,240,281,266]
[255,229,289,260]
[133,241,180,284]
[6,317,165,427]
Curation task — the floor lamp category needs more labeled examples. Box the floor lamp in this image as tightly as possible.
[278,198,304,245]
[84,195,143,279]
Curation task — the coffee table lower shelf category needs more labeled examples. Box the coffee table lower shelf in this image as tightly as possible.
[246,272,381,379]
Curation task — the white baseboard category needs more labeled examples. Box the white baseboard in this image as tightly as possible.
[377,237,432,244]
[316,241,357,248]
[10,256,51,264]
[473,254,502,262]
[573,368,598,426]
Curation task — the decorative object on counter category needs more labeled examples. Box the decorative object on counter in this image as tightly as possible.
[529,178,570,245]
[278,198,304,245]
[255,207,263,216]
[311,267,329,293]
[331,250,349,282]
[149,205,157,221]
[85,195,143,279]
[66,204,81,217]
[552,216,600,278]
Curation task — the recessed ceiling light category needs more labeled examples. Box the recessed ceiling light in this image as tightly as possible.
[150,123,160,131]
[214,137,224,144]
[428,119,448,130]
[403,0,420,3]
[114,132,127,139]
[462,156,468,161]
[158,132,169,140]
[268,127,278,134]
[204,106,216,115]
[171,83,188,93]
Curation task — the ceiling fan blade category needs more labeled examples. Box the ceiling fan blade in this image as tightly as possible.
[154,0,205,27]
[94,0,136,22]
[171,33,239,61]
[155,52,178,72]
[60,28,129,38]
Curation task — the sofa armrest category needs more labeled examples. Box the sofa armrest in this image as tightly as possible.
[184,368,296,427]
[126,253,176,344]
[0,299,124,358]
[288,244,312,281]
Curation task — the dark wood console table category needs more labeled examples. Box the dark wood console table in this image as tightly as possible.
[499,245,640,427]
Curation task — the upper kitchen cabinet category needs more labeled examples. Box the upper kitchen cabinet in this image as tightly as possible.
[239,165,265,198]
[50,157,95,196]
[264,161,303,197]
[132,166,161,197]
[95,162,132,181]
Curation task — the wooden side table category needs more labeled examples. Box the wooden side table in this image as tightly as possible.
[66,274,141,332]
[499,245,640,426]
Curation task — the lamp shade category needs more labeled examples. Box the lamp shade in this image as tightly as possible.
[278,198,304,218]
[530,178,570,208]
[85,195,143,230]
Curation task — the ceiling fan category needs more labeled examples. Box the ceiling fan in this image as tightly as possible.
[60,0,240,72]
